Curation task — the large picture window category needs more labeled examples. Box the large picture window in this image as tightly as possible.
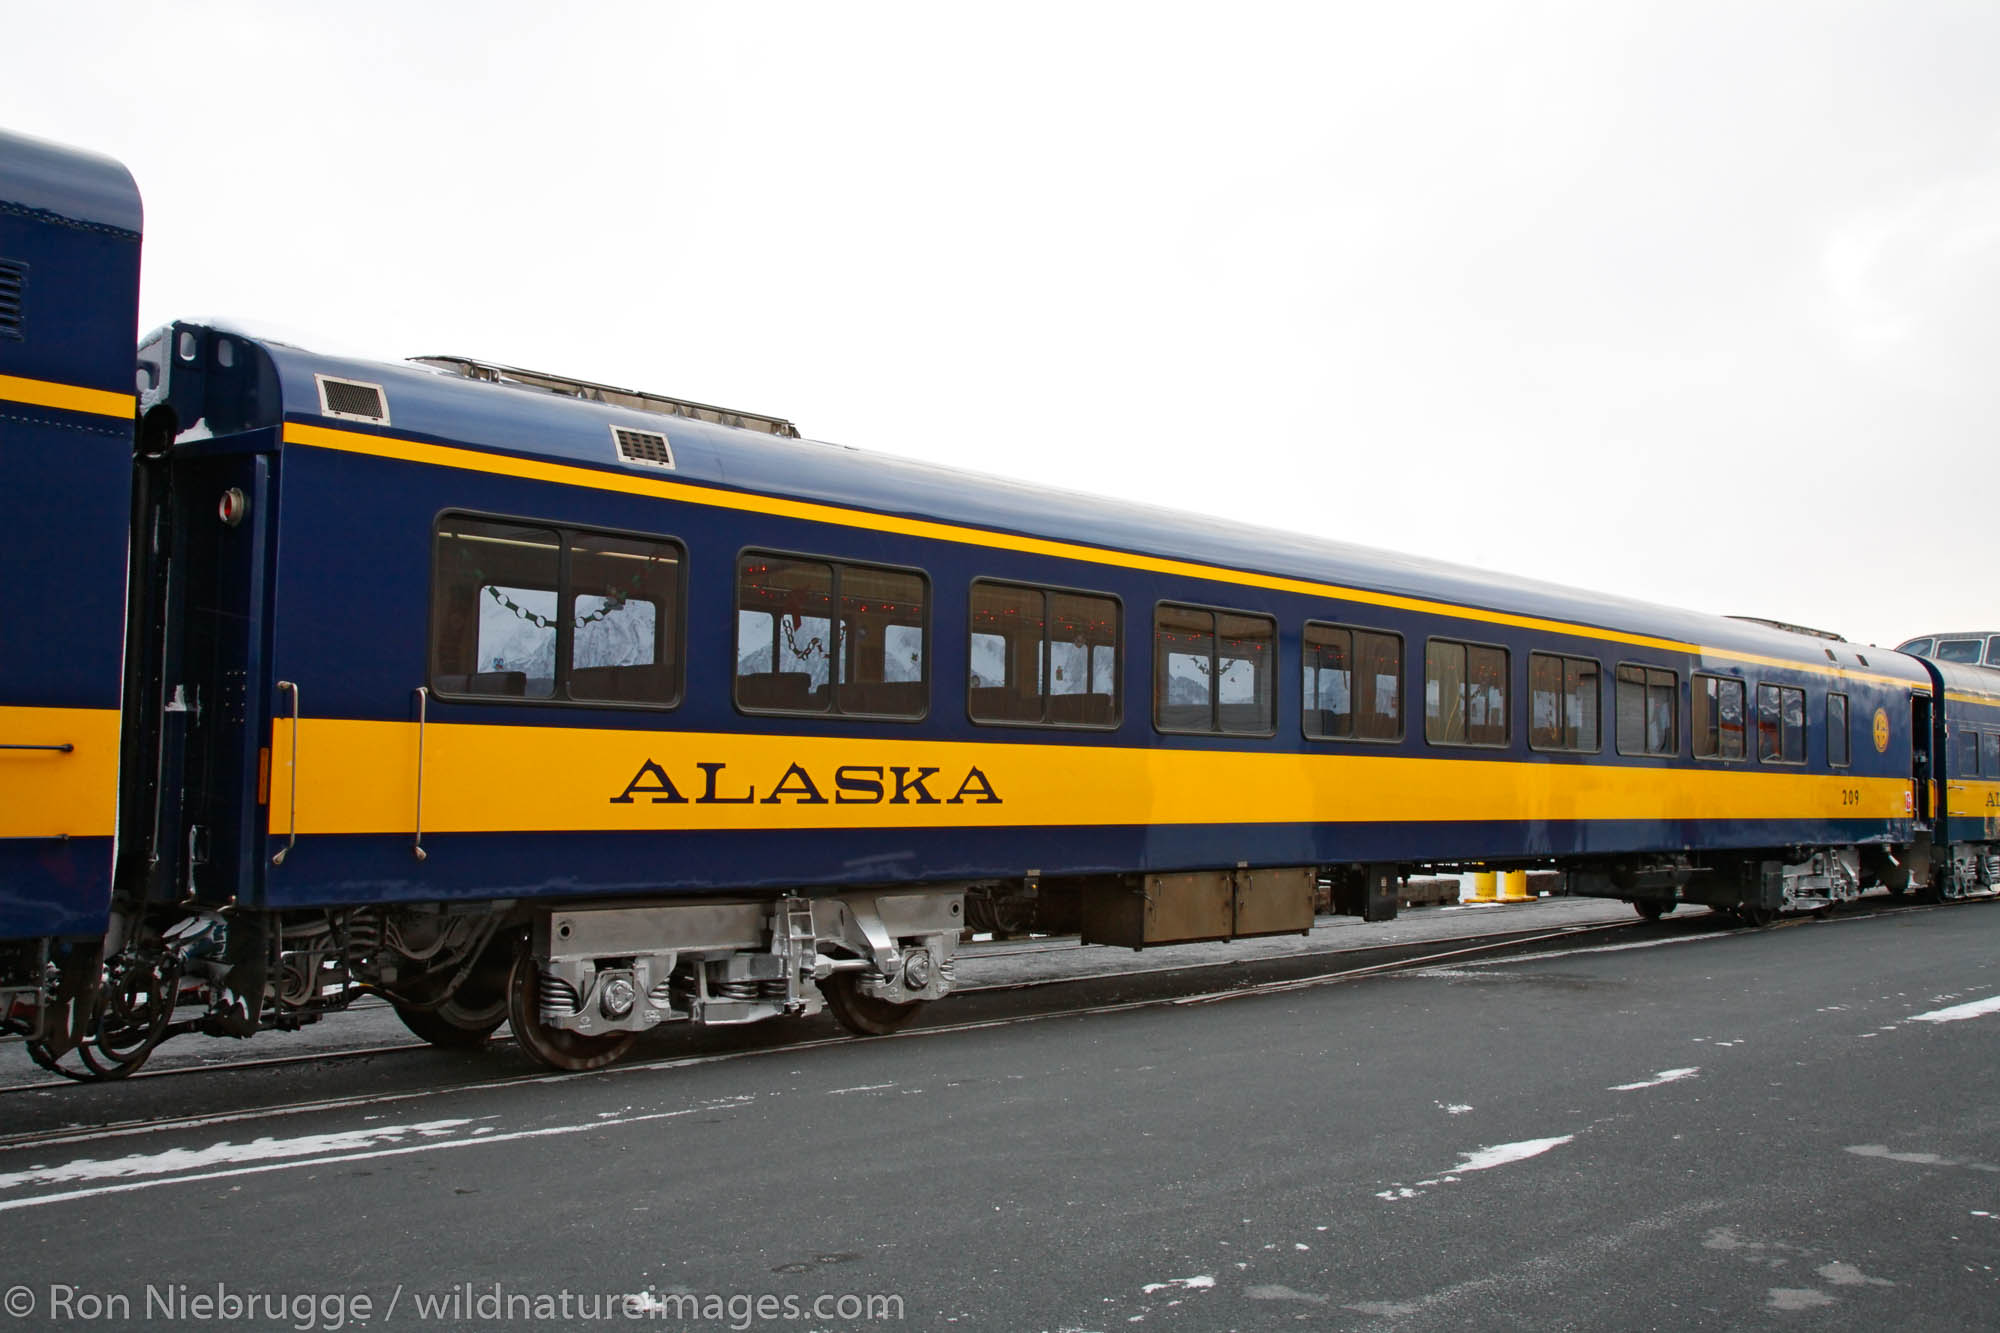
[430,515,682,706]
[1693,674,1746,760]
[968,581,1119,727]
[1154,604,1276,735]
[1528,652,1600,752]
[1425,639,1509,747]
[1616,664,1678,756]
[1302,623,1402,741]
[735,552,928,717]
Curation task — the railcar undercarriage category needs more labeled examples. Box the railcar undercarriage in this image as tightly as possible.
[9,887,964,1079]
[1562,841,1991,924]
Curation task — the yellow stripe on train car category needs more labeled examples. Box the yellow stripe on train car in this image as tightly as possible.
[0,373,135,420]
[265,717,1917,837]
[0,707,121,838]
[281,420,1917,690]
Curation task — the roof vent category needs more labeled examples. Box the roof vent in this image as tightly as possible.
[410,355,800,438]
[611,425,675,469]
[0,259,23,340]
[315,374,389,425]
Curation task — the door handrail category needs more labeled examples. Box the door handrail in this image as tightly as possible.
[271,681,299,866]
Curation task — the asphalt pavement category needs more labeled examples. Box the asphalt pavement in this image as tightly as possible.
[0,896,1994,1331]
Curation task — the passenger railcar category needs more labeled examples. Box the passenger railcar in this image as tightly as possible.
[1,129,1990,1077]
[0,130,141,1064]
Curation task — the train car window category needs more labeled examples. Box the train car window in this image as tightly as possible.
[1756,683,1807,764]
[1987,635,2000,666]
[1957,729,1981,776]
[1615,665,1677,756]
[1426,638,1509,747]
[1155,603,1276,735]
[1827,693,1851,768]
[566,532,680,704]
[433,517,562,699]
[1693,675,1746,759]
[1983,732,1999,776]
[431,516,683,705]
[1528,652,1600,753]
[736,552,928,718]
[1303,623,1403,742]
[1935,638,1983,664]
[967,580,1119,728]
[1897,637,1933,657]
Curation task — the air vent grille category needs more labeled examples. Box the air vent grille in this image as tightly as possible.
[612,426,675,469]
[316,375,389,424]
[0,260,23,340]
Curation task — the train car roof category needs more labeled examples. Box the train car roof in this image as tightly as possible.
[0,128,141,236]
[211,326,1920,680]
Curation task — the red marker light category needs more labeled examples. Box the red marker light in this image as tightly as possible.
[218,488,248,527]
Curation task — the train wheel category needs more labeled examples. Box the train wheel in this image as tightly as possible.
[24,1040,93,1082]
[1738,907,1777,928]
[393,941,511,1050]
[505,941,635,1072]
[393,995,506,1050]
[820,972,921,1037]
[1633,900,1673,921]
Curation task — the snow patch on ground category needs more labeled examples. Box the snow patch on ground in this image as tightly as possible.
[1909,994,2000,1023]
[1847,1144,2000,1172]
[1139,1277,1213,1294]
[0,1118,475,1191]
[1452,1135,1575,1173]
[1610,1067,1700,1092]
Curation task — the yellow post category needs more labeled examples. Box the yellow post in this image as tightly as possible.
[1500,870,1531,903]
[1465,871,1497,903]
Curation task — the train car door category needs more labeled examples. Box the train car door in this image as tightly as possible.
[1911,693,1933,825]
[120,326,286,917]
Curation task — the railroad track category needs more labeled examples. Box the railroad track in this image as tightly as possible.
[0,895,1985,1132]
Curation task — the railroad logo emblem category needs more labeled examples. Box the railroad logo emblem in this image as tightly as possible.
[1872,708,1891,753]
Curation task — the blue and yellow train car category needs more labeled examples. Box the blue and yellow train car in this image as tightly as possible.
[0,130,141,1056]
[1,130,1983,1077]
[91,314,1932,1070]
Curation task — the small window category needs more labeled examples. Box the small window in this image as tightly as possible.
[968,580,1119,727]
[1827,693,1851,768]
[1693,675,1746,760]
[1756,683,1807,764]
[1155,603,1275,735]
[1528,652,1600,753]
[1987,636,2000,667]
[1616,664,1677,756]
[1897,637,1934,657]
[1303,623,1402,741]
[1425,638,1509,747]
[735,552,927,717]
[1956,728,1980,776]
[431,515,681,705]
[1935,638,1983,664]
[1982,732,1999,776]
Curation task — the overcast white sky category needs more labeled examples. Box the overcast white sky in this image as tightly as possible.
[6,2,1994,649]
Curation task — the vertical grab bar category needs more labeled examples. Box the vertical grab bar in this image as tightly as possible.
[271,680,299,866]
[413,686,429,861]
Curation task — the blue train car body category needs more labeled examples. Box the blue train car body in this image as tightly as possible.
[0,130,140,961]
